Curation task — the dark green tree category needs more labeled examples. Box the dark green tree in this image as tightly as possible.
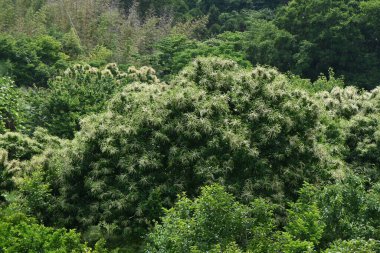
[0,34,68,86]
[275,0,380,89]
[146,184,255,252]
[153,32,250,78]
[0,206,108,252]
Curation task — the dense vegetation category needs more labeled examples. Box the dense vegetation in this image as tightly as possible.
[1,0,380,252]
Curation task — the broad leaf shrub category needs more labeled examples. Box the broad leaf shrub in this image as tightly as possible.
[0,207,102,252]
[145,184,254,252]
[146,183,380,253]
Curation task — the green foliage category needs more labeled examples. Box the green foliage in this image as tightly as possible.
[323,239,379,253]
[310,70,345,93]
[2,0,380,251]
[84,46,114,68]
[146,184,252,252]
[0,128,62,205]
[28,63,132,138]
[0,0,47,36]
[16,169,53,223]
[0,206,93,252]
[62,29,83,59]
[4,0,380,91]
[0,131,42,161]
[0,34,68,86]
[0,149,11,201]
[153,35,198,77]
[318,86,372,119]
[0,77,25,133]
[153,32,251,78]
[245,17,297,73]
[247,199,277,253]
[316,85,380,180]
[33,58,335,245]
[120,0,286,36]
[148,183,376,253]
[290,176,380,248]
[273,232,315,253]
[285,186,325,246]
[346,114,380,165]
[275,0,380,89]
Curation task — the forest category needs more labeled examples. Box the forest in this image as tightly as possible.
[1,0,380,252]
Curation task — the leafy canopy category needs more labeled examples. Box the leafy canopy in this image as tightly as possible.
[28,57,336,245]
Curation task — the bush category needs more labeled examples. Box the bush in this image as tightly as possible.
[0,77,25,133]
[0,34,68,86]
[323,239,380,253]
[146,184,253,252]
[0,207,94,252]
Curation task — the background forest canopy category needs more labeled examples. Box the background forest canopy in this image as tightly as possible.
[2,0,380,252]
[1,0,380,88]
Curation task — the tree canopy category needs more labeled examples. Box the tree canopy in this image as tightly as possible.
[1,0,380,252]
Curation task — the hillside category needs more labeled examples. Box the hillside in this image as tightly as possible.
[1,0,380,252]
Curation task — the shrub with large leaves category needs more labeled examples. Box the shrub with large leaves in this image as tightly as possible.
[295,175,380,248]
[145,184,255,252]
[146,183,378,253]
[0,206,109,252]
